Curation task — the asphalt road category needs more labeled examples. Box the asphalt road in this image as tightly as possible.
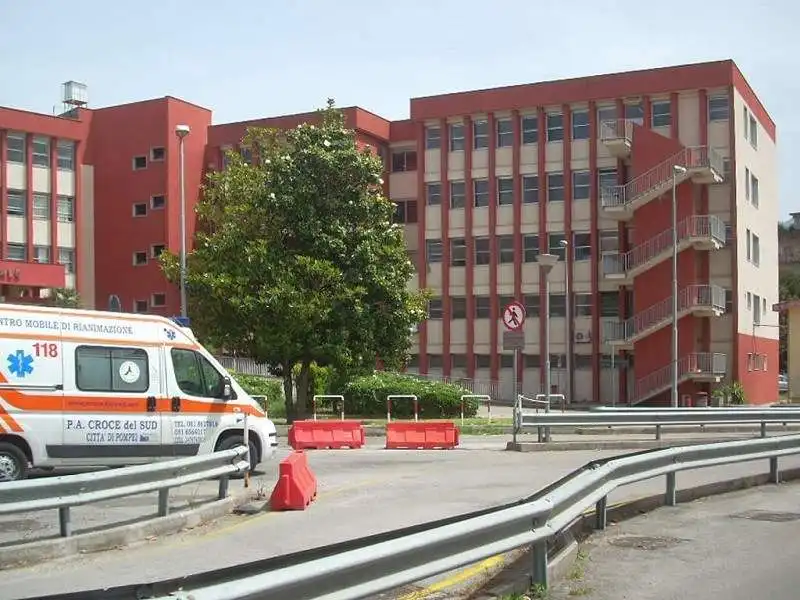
[549,481,800,600]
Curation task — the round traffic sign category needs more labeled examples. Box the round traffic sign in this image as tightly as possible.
[502,301,526,331]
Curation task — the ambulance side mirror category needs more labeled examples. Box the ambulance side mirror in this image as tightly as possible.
[222,378,233,400]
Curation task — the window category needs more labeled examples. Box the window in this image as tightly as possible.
[521,115,538,144]
[746,229,751,261]
[150,147,165,161]
[57,195,74,222]
[549,233,566,259]
[391,150,417,172]
[743,106,749,139]
[151,195,166,209]
[571,109,589,140]
[549,294,566,317]
[475,237,490,265]
[749,115,758,148]
[33,246,50,263]
[597,106,617,127]
[450,181,466,209]
[745,168,750,201]
[475,296,490,318]
[428,299,443,319]
[624,102,644,125]
[58,248,75,273]
[524,354,541,369]
[451,297,467,319]
[522,175,539,204]
[752,234,760,266]
[746,291,752,310]
[573,232,591,261]
[33,193,50,220]
[6,133,25,163]
[498,235,514,263]
[721,157,731,181]
[709,96,729,121]
[451,355,467,370]
[151,244,166,258]
[7,243,26,261]
[600,292,619,317]
[547,173,564,202]
[32,136,50,167]
[240,145,253,165]
[500,354,514,369]
[451,238,466,267]
[426,239,443,263]
[133,251,148,266]
[524,294,540,317]
[7,189,25,216]
[751,174,759,207]
[571,171,590,200]
[133,202,148,217]
[171,348,229,398]
[497,177,513,206]
[598,167,617,192]
[152,293,166,307]
[651,101,671,127]
[523,234,539,262]
[599,230,619,253]
[398,200,419,224]
[428,354,444,369]
[473,120,488,149]
[133,156,147,170]
[425,126,441,150]
[426,183,442,206]
[496,119,513,147]
[76,346,150,393]
[475,354,491,370]
[56,140,75,170]
[449,123,465,151]
[753,294,762,324]
[546,113,563,142]
[575,294,592,317]
[473,179,489,208]
[725,289,733,312]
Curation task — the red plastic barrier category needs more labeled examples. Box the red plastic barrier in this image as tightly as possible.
[288,419,366,450]
[385,421,460,450]
[269,450,318,511]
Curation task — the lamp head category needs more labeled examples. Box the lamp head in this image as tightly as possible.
[673,164,687,174]
[536,252,559,273]
[175,124,191,139]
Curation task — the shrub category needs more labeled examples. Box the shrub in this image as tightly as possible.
[231,371,286,418]
[340,371,478,419]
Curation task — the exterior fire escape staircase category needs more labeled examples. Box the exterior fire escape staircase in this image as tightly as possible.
[599,120,727,404]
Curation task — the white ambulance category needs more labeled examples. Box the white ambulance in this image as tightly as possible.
[0,303,278,481]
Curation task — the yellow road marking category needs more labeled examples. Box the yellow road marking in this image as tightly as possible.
[398,554,506,600]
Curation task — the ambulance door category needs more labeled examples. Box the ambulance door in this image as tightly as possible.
[61,341,163,466]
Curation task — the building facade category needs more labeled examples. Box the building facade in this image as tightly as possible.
[0,59,779,404]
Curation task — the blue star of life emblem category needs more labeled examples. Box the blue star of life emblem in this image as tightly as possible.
[164,328,177,340]
[7,350,34,378]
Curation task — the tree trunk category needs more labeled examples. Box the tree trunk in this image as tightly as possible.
[295,360,311,420]
[283,372,296,424]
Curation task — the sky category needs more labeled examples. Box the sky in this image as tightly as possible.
[1,0,797,217]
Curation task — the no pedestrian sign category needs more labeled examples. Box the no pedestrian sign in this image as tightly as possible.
[502,301,526,331]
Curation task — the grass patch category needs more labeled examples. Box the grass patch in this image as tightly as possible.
[270,416,514,436]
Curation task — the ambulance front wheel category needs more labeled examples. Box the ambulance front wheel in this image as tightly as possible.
[0,442,28,482]
[218,435,259,475]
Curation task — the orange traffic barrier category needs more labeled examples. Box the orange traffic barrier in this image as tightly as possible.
[269,450,318,511]
[385,421,460,450]
[288,419,366,450]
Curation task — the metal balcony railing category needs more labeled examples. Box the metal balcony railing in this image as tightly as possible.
[602,215,727,278]
[600,146,725,210]
[599,119,634,143]
[604,284,727,343]
[632,352,727,404]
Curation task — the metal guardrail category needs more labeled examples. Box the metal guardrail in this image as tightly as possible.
[516,408,800,442]
[56,433,800,600]
[0,446,250,537]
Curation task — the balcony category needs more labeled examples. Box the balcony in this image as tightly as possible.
[631,352,727,405]
[600,146,725,221]
[600,119,634,159]
[602,215,727,283]
[604,284,726,349]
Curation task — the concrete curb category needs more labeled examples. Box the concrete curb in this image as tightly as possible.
[506,436,754,452]
[0,489,257,571]
[465,467,800,599]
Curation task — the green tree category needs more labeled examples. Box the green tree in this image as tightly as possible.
[45,288,81,308]
[779,269,800,371]
[160,100,429,422]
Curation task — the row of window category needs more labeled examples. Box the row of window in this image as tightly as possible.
[3,243,75,272]
[422,96,730,151]
[745,292,768,325]
[133,245,166,266]
[425,231,620,266]
[408,353,632,370]
[132,147,166,171]
[5,190,74,221]
[133,293,168,313]
[132,195,166,217]
[4,132,76,170]
[428,292,624,319]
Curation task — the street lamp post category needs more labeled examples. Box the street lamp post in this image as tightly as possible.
[175,124,191,320]
[560,239,571,405]
[536,253,559,439]
[671,164,688,408]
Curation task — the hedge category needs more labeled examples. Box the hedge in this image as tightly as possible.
[230,371,286,418]
[340,372,478,419]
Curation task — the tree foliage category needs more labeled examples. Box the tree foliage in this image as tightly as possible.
[160,100,429,421]
[779,269,800,372]
[45,288,81,308]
